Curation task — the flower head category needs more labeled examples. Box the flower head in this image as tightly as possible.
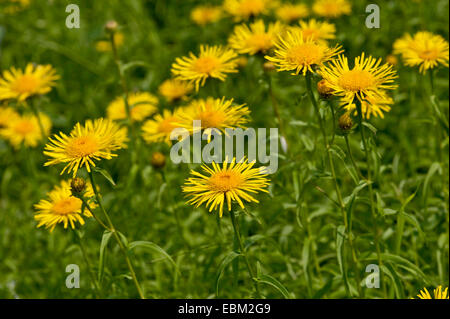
[191,5,222,25]
[318,53,397,104]
[265,30,343,75]
[142,109,183,145]
[275,3,309,23]
[0,63,59,102]
[158,78,193,102]
[44,118,128,177]
[341,90,394,119]
[416,286,449,299]
[223,0,274,21]
[290,19,336,44]
[0,112,51,148]
[34,180,95,232]
[229,20,284,55]
[171,45,238,91]
[312,0,351,18]
[107,92,158,122]
[183,158,270,217]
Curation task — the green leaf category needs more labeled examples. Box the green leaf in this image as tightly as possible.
[336,225,350,294]
[128,241,179,274]
[381,263,404,299]
[381,253,430,285]
[98,230,113,283]
[422,162,441,205]
[93,167,116,186]
[120,61,152,73]
[215,251,241,297]
[257,274,291,299]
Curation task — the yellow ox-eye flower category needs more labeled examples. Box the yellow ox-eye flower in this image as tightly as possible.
[182,158,270,217]
[416,286,449,299]
[141,109,184,145]
[0,112,51,149]
[228,20,284,55]
[223,0,275,21]
[341,90,394,119]
[95,32,124,52]
[177,97,250,141]
[0,63,59,102]
[394,31,449,74]
[291,19,336,45]
[44,118,128,177]
[275,3,309,23]
[318,53,397,105]
[312,0,351,19]
[190,5,222,25]
[107,92,158,122]
[171,45,238,91]
[34,180,96,232]
[265,30,343,75]
[158,79,193,103]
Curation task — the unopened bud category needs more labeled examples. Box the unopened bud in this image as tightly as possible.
[71,178,86,196]
[317,79,333,98]
[105,20,118,33]
[338,113,353,132]
[263,61,276,72]
[151,152,166,169]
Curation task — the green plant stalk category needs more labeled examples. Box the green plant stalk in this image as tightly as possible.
[88,170,146,299]
[305,74,362,297]
[229,210,261,298]
[27,99,46,140]
[354,99,387,297]
[267,73,288,151]
[344,135,363,179]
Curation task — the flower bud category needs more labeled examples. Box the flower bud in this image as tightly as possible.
[338,112,353,132]
[317,79,333,98]
[105,20,118,33]
[151,152,166,169]
[71,177,86,196]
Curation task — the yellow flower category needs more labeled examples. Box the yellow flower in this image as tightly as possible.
[394,31,449,74]
[0,112,51,148]
[171,45,238,91]
[318,53,397,105]
[275,3,309,23]
[228,20,284,55]
[290,19,336,44]
[386,54,398,66]
[416,286,449,299]
[96,32,124,52]
[191,5,222,25]
[34,180,95,232]
[158,79,193,102]
[223,0,275,21]
[177,97,250,141]
[107,92,158,122]
[182,158,270,217]
[44,118,128,177]
[265,30,343,75]
[0,106,19,128]
[141,109,183,145]
[341,90,394,119]
[312,0,351,18]
[0,63,59,102]
[2,0,31,14]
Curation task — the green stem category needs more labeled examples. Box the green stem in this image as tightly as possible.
[88,170,146,299]
[267,73,288,151]
[27,99,46,140]
[229,210,261,298]
[344,135,363,180]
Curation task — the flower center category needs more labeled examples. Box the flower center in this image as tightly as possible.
[247,33,273,52]
[52,197,82,215]
[209,170,242,192]
[13,75,39,94]
[199,110,225,128]
[419,49,439,60]
[13,119,35,135]
[286,43,324,65]
[194,57,219,74]
[339,70,374,92]
[66,135,99,157]
[158,117,177,133]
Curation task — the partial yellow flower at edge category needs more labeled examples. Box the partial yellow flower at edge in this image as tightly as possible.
[223,0,276,21]
[416,286,449,299]
[158,79,193,102]
[182,158,270,217]
[228,20,284,55]
[96,32,124,52]
[191,5,222,25]
[0,112,51,149]
[275,3,309,23]
[107,92,158,122]
[0,63,59,102]
[312,0,351,19]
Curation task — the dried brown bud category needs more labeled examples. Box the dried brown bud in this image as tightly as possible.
[317,79,333,98]
[105,20,118,33]
[338,112,353,132]
[151,152,166,169]
[71,178,86,196]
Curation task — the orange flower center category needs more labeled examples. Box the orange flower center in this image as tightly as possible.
[52,197,82,215]
[158,117,177,133]
[13,119,35,135]
[199,110,225,128]
[13,75,39,94]
[419,49,439,60]
[194,56,219,74]
[339,70,374,92]
[287,43,324,65]
[66,135,99,157]
[209,170,242,192]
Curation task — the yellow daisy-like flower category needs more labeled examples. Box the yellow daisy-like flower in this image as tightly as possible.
[0,112,51,148]
[228,20,284,55]
[44,118,128,177]
[190,5,222,25]
[107,92,158,122]
[275,3,309,23]
[158,79,193,103]
[393,31,449,74]
[416,286,449,299]
[312,0,351,19]
[265,30,343,75]
[223,0,275,21]
[177,97,250,141]
[291,19,336,45]
[0,106,19,128]
[34,180,95,232]
[341,90,394,119]
[318,53,397,105]
[141,109,183,145]
[96,32,124,52]
[182,158,270,217]
[171,45,238,91]
[0,63,59,102]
